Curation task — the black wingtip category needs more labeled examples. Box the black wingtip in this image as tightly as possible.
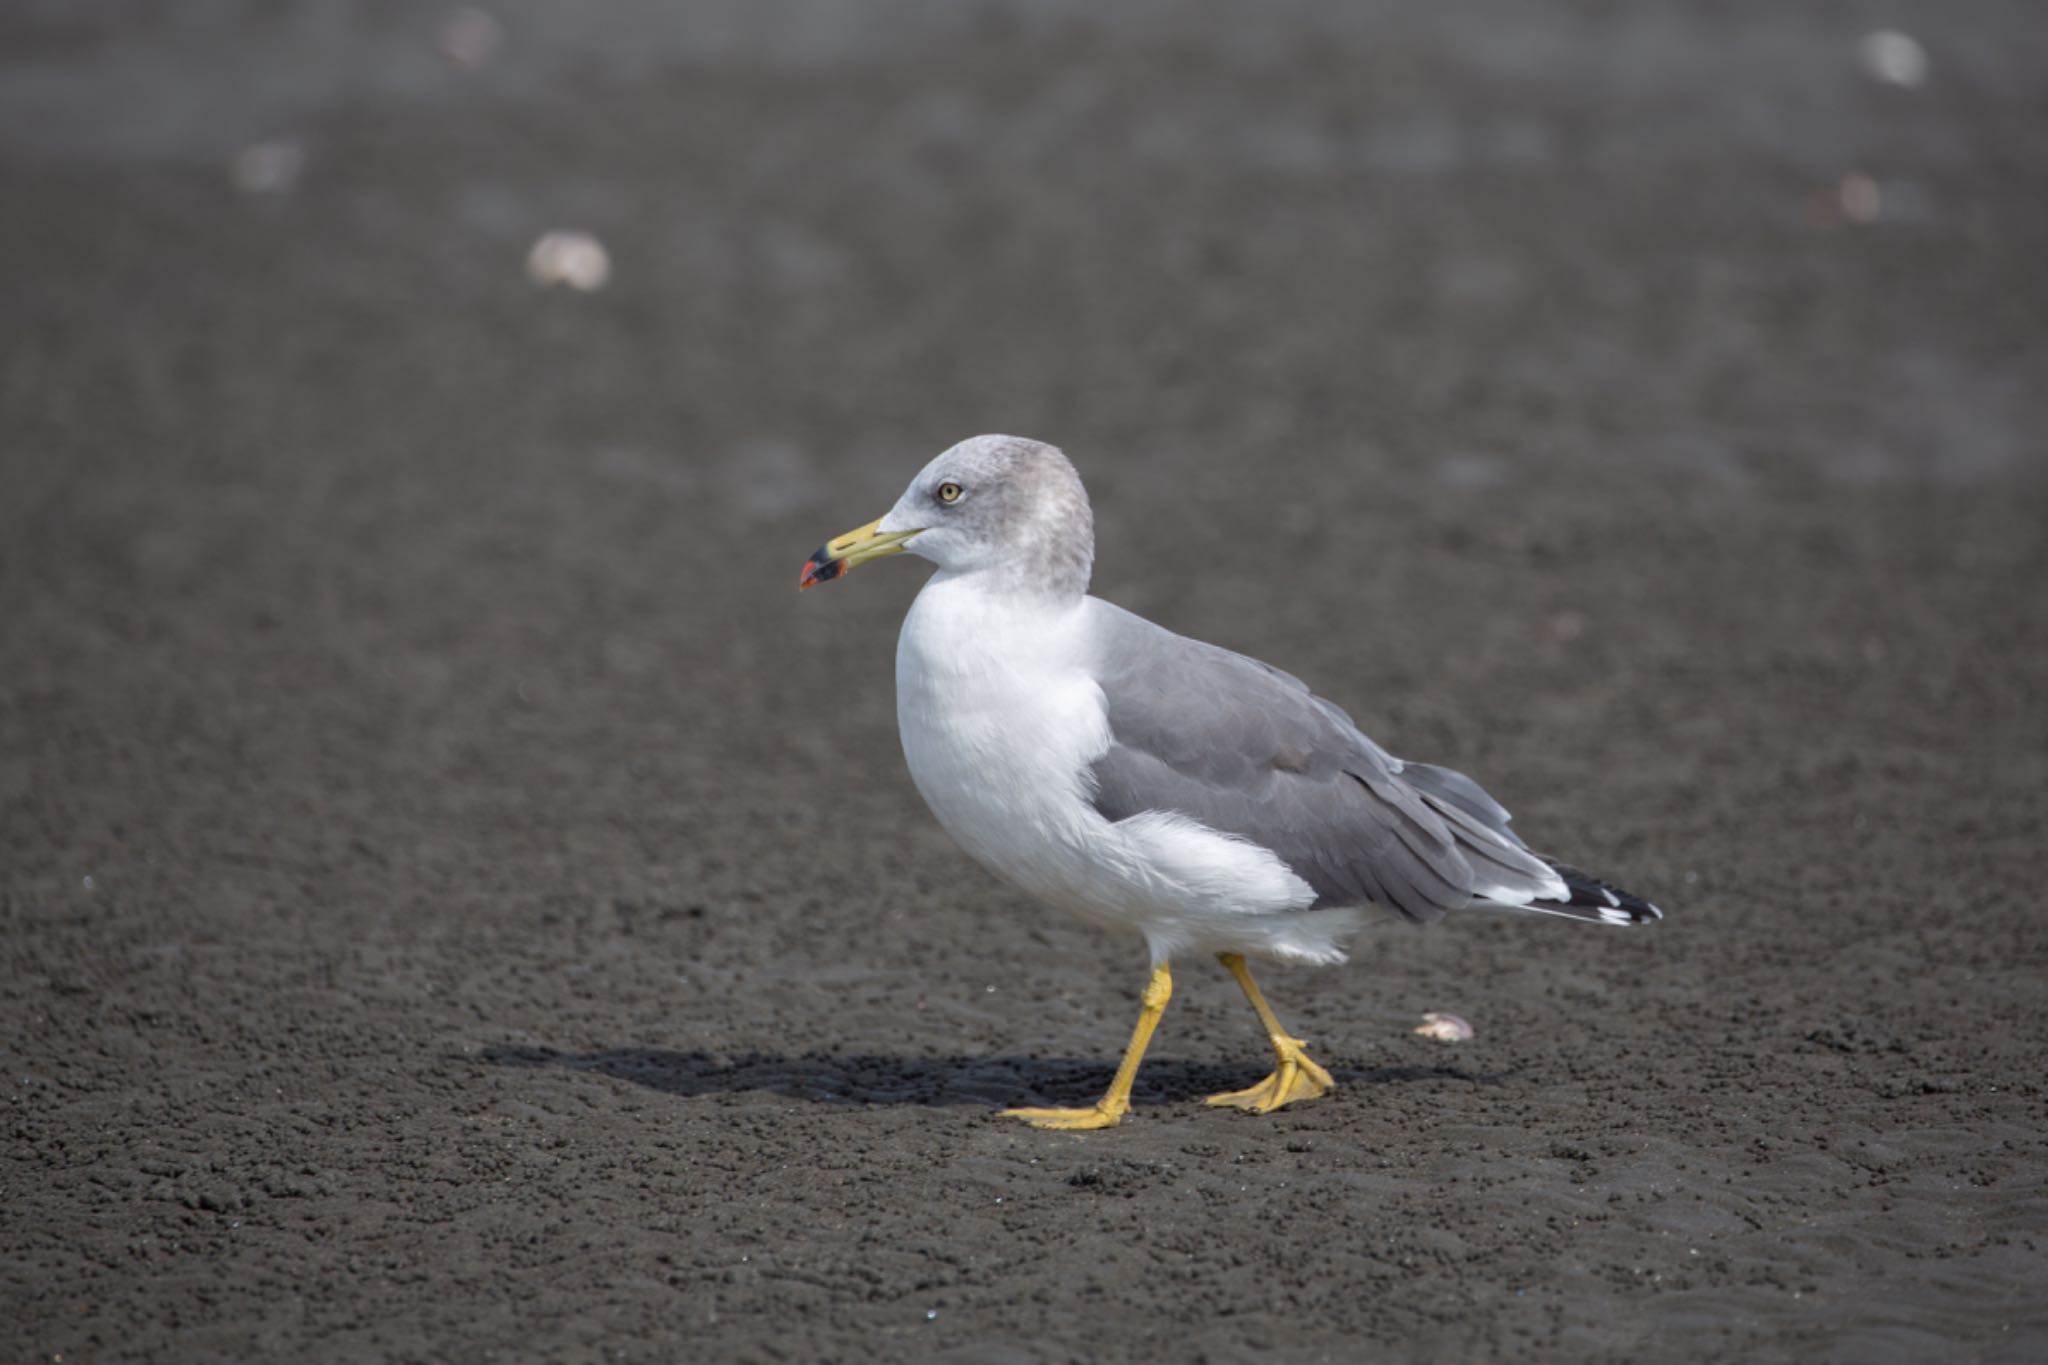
[1542,858,1664,925]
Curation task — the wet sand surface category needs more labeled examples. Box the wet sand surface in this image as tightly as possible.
[5,3,2046,1360]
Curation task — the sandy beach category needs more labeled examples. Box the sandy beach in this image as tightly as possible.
[4,3,2045,1359]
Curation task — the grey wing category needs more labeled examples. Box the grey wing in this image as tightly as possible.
[1401,761,1522,843]
[1081,601,1562,922]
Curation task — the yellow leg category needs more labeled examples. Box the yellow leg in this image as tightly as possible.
[1002,962,1172,1130]
[1205,952,1334,1113]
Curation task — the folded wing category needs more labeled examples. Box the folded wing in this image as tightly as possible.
[1081,601,1569,923]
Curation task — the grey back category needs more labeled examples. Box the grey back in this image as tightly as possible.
[1081,601,1557,922]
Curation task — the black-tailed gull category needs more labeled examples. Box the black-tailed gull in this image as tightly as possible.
[800,435,1662,1130]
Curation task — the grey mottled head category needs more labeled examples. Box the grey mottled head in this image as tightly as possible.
[875,435,1095,601]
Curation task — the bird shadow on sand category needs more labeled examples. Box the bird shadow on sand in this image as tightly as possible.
[478,1044,1505,1109]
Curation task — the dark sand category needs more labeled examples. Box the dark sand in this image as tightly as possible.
[5,3,2046,1360]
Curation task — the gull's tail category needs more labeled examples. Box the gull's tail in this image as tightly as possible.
[1476,857,1664,926]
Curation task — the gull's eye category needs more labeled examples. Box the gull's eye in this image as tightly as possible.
[935,481,964,505]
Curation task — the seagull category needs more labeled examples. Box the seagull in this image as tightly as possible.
[800,435,1662,1130]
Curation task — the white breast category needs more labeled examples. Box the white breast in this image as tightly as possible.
[894,580,1333,963]
[895,576,1109,906]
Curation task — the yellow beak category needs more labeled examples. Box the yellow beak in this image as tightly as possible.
[798,518,922,589]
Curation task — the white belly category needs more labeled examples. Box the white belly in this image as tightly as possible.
[892,580,1338,963]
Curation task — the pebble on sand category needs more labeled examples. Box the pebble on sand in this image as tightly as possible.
[231,140,305,195]
[1858,30,1928,89]
[441,8,507,70]
[1415,1012,1475,1042]
[526,231,612,291]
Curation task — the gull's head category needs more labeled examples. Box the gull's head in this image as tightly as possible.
[799,435,1094,599]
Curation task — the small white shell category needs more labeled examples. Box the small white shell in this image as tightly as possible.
[1858,30,1927,89]
[526,231,612,291]
[440,8,507,69]
[1414,1012,1474,1043]
[232,141,304,195]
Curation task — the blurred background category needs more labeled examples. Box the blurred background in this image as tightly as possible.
[4,2,2045,1358]
[5,1,2040,891]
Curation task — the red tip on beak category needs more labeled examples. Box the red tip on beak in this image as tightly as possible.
[798,547,843,591]
[797,517,911,590]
